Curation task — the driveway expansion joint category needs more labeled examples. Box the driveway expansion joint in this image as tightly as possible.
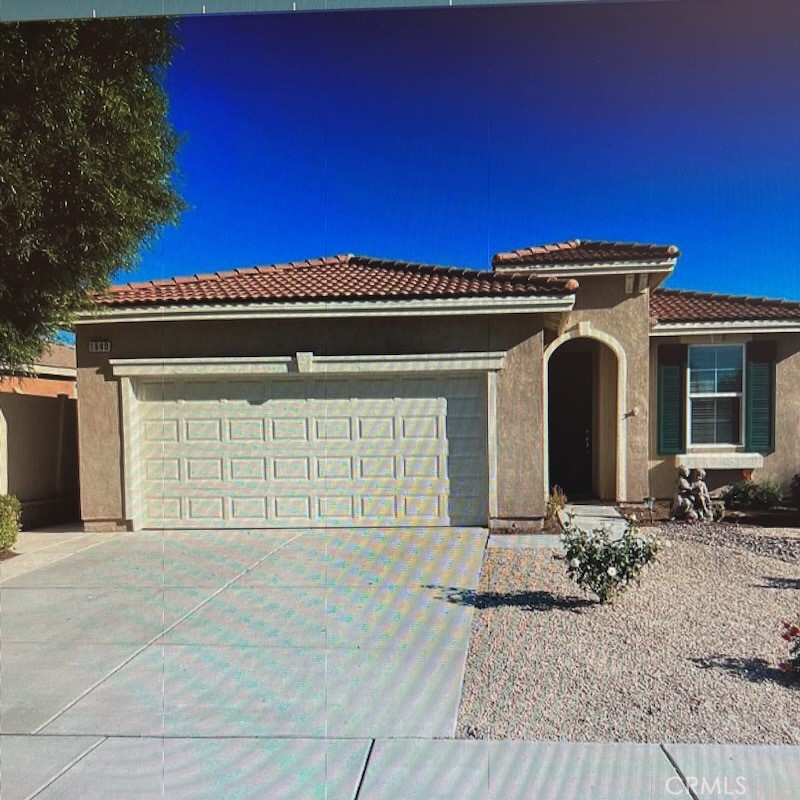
[353,738,376,800]
[23,736,106,800]
[660,742,701,800]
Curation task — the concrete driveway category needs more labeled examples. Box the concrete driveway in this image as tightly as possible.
[0,526,486,799]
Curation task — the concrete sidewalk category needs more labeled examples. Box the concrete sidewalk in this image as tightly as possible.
[1,735,797,799]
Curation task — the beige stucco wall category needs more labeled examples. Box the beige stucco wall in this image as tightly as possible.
[38,343,76,371]
[648,332,800,499]
[547,275,652,502]
[0,393,79,527]
[76,314,549,530]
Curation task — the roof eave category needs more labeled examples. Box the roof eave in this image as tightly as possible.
[75,293,577,324]
[650,319,800,336]
[493,258,678,276]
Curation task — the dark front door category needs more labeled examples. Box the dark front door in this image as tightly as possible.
[549,349,593,498]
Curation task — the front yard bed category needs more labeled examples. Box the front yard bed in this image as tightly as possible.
[455,530,800,743]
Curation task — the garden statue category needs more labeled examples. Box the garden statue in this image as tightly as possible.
[691,468,715,522]
[672,466,715,522]
[672,465,698,521]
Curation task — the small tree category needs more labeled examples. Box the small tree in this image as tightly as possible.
[0,18,185,371]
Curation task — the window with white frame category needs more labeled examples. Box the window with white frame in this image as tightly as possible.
[687,344,744,445]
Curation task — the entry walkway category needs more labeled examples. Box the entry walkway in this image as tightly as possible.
[560,501,628,537]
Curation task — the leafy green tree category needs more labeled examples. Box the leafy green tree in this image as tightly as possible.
[0,18,185,371]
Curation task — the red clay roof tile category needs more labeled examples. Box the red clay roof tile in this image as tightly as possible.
[651,288,800,323]
[492,239,679,268]
[95,254,576,307]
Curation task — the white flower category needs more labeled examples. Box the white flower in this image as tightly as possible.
[570,558,580,568]
[630,514,638,522]
[607,566,617,577]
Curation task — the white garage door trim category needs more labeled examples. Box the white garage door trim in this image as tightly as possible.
[114,353,504,530]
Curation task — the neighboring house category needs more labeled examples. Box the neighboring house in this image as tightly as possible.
[74,241,800,532]
[0,343,80,528]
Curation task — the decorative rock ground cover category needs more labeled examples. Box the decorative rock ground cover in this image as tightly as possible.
[456,529,800,743]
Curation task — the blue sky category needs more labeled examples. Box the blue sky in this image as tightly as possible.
[134,0,800,300]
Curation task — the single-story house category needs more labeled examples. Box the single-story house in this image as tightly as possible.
[74,240,800,532]
[1,343,80,528]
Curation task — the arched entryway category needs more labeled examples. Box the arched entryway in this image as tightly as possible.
[544,329,626,502]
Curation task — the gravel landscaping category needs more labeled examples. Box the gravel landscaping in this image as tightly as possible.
[455,529,800,743]
[662,521,800,565]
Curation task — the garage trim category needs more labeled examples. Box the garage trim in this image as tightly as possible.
[110,352,506,378]
[114,352,505,530]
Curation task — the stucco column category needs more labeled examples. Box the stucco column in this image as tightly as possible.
[0,402,8,495]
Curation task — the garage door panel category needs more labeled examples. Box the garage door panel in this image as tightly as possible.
[315,417,352,441]
[402,455,441,479]
[187,497,225,521]
[145,458,181,482]
[230,497,268,520]
[146,497,182,522]
[401,415,440,439]
[143,419,179,443]
[402,495,442,518]
[230,458,267,480]
[358,416,395,440]
[186,458,224,481]
[317,496,354,518]
[273,496,312,520]
[229,419,267,441]
[137,375,488,528]
[360,495,397,518]
[317,457,353,479]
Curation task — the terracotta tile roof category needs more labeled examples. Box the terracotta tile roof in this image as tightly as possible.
[651,289,800,324]
[492,239,679,268]
[95,254,578,307]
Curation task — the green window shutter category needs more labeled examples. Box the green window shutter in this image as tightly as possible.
[745,341,776,453]
[657,344,687,455]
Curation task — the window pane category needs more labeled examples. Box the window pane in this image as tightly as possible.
[689,347,717,371]
[689,345,742,394]
[717,368,742,393]
[716,347,742,371]
[690,369,716,393]
[691,398,741,444]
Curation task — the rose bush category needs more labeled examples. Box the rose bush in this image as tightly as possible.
[560,515,662,603]
[779,621,800,676]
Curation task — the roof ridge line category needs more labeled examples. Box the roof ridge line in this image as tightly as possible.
[351,255,576,289]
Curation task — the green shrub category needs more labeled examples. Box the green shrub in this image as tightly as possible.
[721,479,783,511]
[546,485,568,519]
[0,494,21,550]
[560,515,662,604]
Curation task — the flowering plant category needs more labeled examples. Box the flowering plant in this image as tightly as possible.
[779,621,800,675]
[560,515,662,603]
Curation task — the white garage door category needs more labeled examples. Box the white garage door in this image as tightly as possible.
[135,375,488,528]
